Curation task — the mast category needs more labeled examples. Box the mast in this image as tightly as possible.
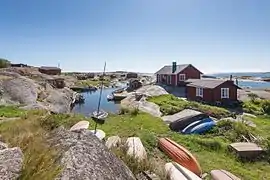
[94,62,106,133]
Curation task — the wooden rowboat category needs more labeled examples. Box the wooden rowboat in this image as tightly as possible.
[158,138,202,176]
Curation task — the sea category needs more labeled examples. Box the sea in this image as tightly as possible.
[206,72,270,89]
[208,72,270,79]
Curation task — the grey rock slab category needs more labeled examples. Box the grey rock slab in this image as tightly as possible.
[105,136,121,149]
[126,137,147,161]
[162,109,202,124]
[70,121,90,132]
[135,85,168,97]
[0,141,8,150]
[0,147,24,180]
[51,127,135,180]
[1,76,38,105]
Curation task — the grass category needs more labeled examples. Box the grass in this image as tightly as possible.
[0,110,62,180]
[1,105,270,179]
[147,94,231,118]
[0,107,92,180]
[0,105,26,118]
[97,110,270,180]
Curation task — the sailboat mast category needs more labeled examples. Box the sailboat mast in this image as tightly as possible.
[94,62,106,133]
[96,62,106,114]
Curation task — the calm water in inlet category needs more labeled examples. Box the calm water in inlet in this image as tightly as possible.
[207,72,270,89]
[236,80,270,89]
[72,88,121,116]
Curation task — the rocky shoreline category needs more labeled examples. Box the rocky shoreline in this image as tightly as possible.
[0,67,77,113]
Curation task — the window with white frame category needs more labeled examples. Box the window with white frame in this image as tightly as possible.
[178,74,185,81]
[221,88,229,98]
[196,87,203,97]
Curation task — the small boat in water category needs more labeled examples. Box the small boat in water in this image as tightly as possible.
[92,109,108,120]
[107,94,114,101]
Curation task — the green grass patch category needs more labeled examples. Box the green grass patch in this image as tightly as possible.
[97,110,270,180]
[147,94,231,118]
[0,105,26,118]
[1,105,270,179]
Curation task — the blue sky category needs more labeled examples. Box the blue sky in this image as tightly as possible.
[0,0,269,73]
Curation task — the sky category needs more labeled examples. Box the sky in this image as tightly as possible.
[0,0,269,74]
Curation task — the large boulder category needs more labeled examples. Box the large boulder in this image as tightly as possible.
[43,87,74,113]
[0,146,24,180]
[135,85,168,97]
[51,127,135,180]
[1,76,38,105]
[121,95,162,117]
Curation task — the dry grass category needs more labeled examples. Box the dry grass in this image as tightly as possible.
[0,110,62,180]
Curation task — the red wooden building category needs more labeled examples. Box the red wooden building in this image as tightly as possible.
[186,79,241,103]
[155,62,202,86]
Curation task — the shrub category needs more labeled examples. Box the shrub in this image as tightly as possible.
[0,58,11,68]
[209,120,255,142]
[242,101,263,115]
[262,100,270,114]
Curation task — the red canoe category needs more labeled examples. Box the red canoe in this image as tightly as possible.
[158,138,202,176]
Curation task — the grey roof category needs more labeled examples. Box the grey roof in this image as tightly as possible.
[155,64,190,75]
[186,79,241,89]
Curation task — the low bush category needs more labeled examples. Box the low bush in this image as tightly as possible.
[0,58,11,68]
[262,100,270,114]
[243,99,270,115]
[208,120,256,142]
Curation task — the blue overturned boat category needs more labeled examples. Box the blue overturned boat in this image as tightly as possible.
[182,118,216,134]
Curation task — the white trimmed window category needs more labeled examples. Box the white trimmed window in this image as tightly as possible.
[179,74,186,81]
[221,88,229,98]
[196,87,203,97]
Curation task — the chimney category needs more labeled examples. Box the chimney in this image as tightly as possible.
[172,61,177,73]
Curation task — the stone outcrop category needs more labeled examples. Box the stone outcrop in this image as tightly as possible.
[50,127,135,180]
[0,142,24,180]
[121,95,162,117]
[1,76,38,105]
[0,69,75,113]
